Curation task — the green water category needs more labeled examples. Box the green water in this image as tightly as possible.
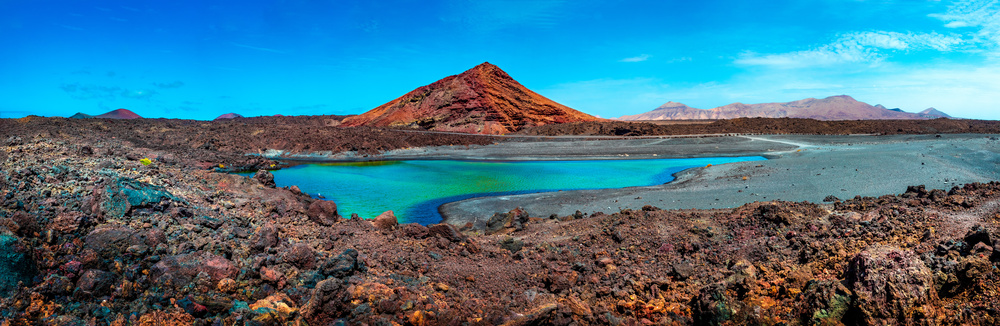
[259,157,765,224]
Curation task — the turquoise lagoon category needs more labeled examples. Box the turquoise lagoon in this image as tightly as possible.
[261,157,765,225]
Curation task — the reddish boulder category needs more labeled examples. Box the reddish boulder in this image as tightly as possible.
[485,207,530,234]
[281,243,316,269]
[150,251,238,288]
[795,280,852,326]
[691,283,737,326]
[49,212,83,234]
[83,226,140,262]
[250,223,280,252]
[306,200,340,226]
[845,245,938,325]
[320,249,363,278]
[76,269,115,296]
[428,224,466,242]
[401,223,429,239]
[260,266,286,287]
[302,278,351,324]
[253,169,276,188]
[372,211,398,230]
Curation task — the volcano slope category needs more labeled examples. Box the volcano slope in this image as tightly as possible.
[342,62,600,134]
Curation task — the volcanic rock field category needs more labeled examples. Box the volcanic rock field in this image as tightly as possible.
[3,116,1000,325]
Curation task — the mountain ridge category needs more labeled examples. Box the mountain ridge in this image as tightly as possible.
[618,95,950,121]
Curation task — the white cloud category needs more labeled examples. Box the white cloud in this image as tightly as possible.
[736,31,964,68]
[944,21,971,28]
[620,54,651,62]
[929,0,1000,53]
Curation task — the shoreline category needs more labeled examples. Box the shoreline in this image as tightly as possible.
[433,162,721,225]
[265,156,765,225]
[437,133,1000,227]
[250,133,1000,229]
[260,134,801,163]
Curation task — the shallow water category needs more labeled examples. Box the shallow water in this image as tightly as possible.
[258,157,765,225]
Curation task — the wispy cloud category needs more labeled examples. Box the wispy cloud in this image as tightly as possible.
[929,0,1000,53]
[152,81,185,89]
[120,89,157,100]
[736,31,964,68]
[60,83,158,101]
[620,54,651,62]
[230,42,286,54]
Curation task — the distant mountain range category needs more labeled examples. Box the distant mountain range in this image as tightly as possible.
[342,62,600,134]
[917,107,951,118]
[69,109,142,119]
[618,96,952,121]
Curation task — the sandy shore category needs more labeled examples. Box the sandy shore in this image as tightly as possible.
[342,134,798,161]
[435,134,1000,228]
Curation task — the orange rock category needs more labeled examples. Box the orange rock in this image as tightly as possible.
[138,311,194,326]
[260,266,286,288]
[409,310,435,326]
[561,296,592,317]
[217,278,238,293]
[250,293,298,317]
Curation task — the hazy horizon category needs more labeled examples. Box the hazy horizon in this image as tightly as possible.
[3,0,999,120]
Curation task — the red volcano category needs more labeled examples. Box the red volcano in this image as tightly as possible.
[214,113,245,120]
[95,109,142,119]
[342,62,600,134]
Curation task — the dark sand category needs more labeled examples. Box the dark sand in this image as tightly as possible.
[426,134,1000,228]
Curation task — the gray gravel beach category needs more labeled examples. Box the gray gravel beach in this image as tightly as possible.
[433,134,1000,228]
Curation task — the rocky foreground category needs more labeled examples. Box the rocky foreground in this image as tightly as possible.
[3,122,1000,325]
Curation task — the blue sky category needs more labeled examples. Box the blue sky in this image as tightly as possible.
[2,0,998,120]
